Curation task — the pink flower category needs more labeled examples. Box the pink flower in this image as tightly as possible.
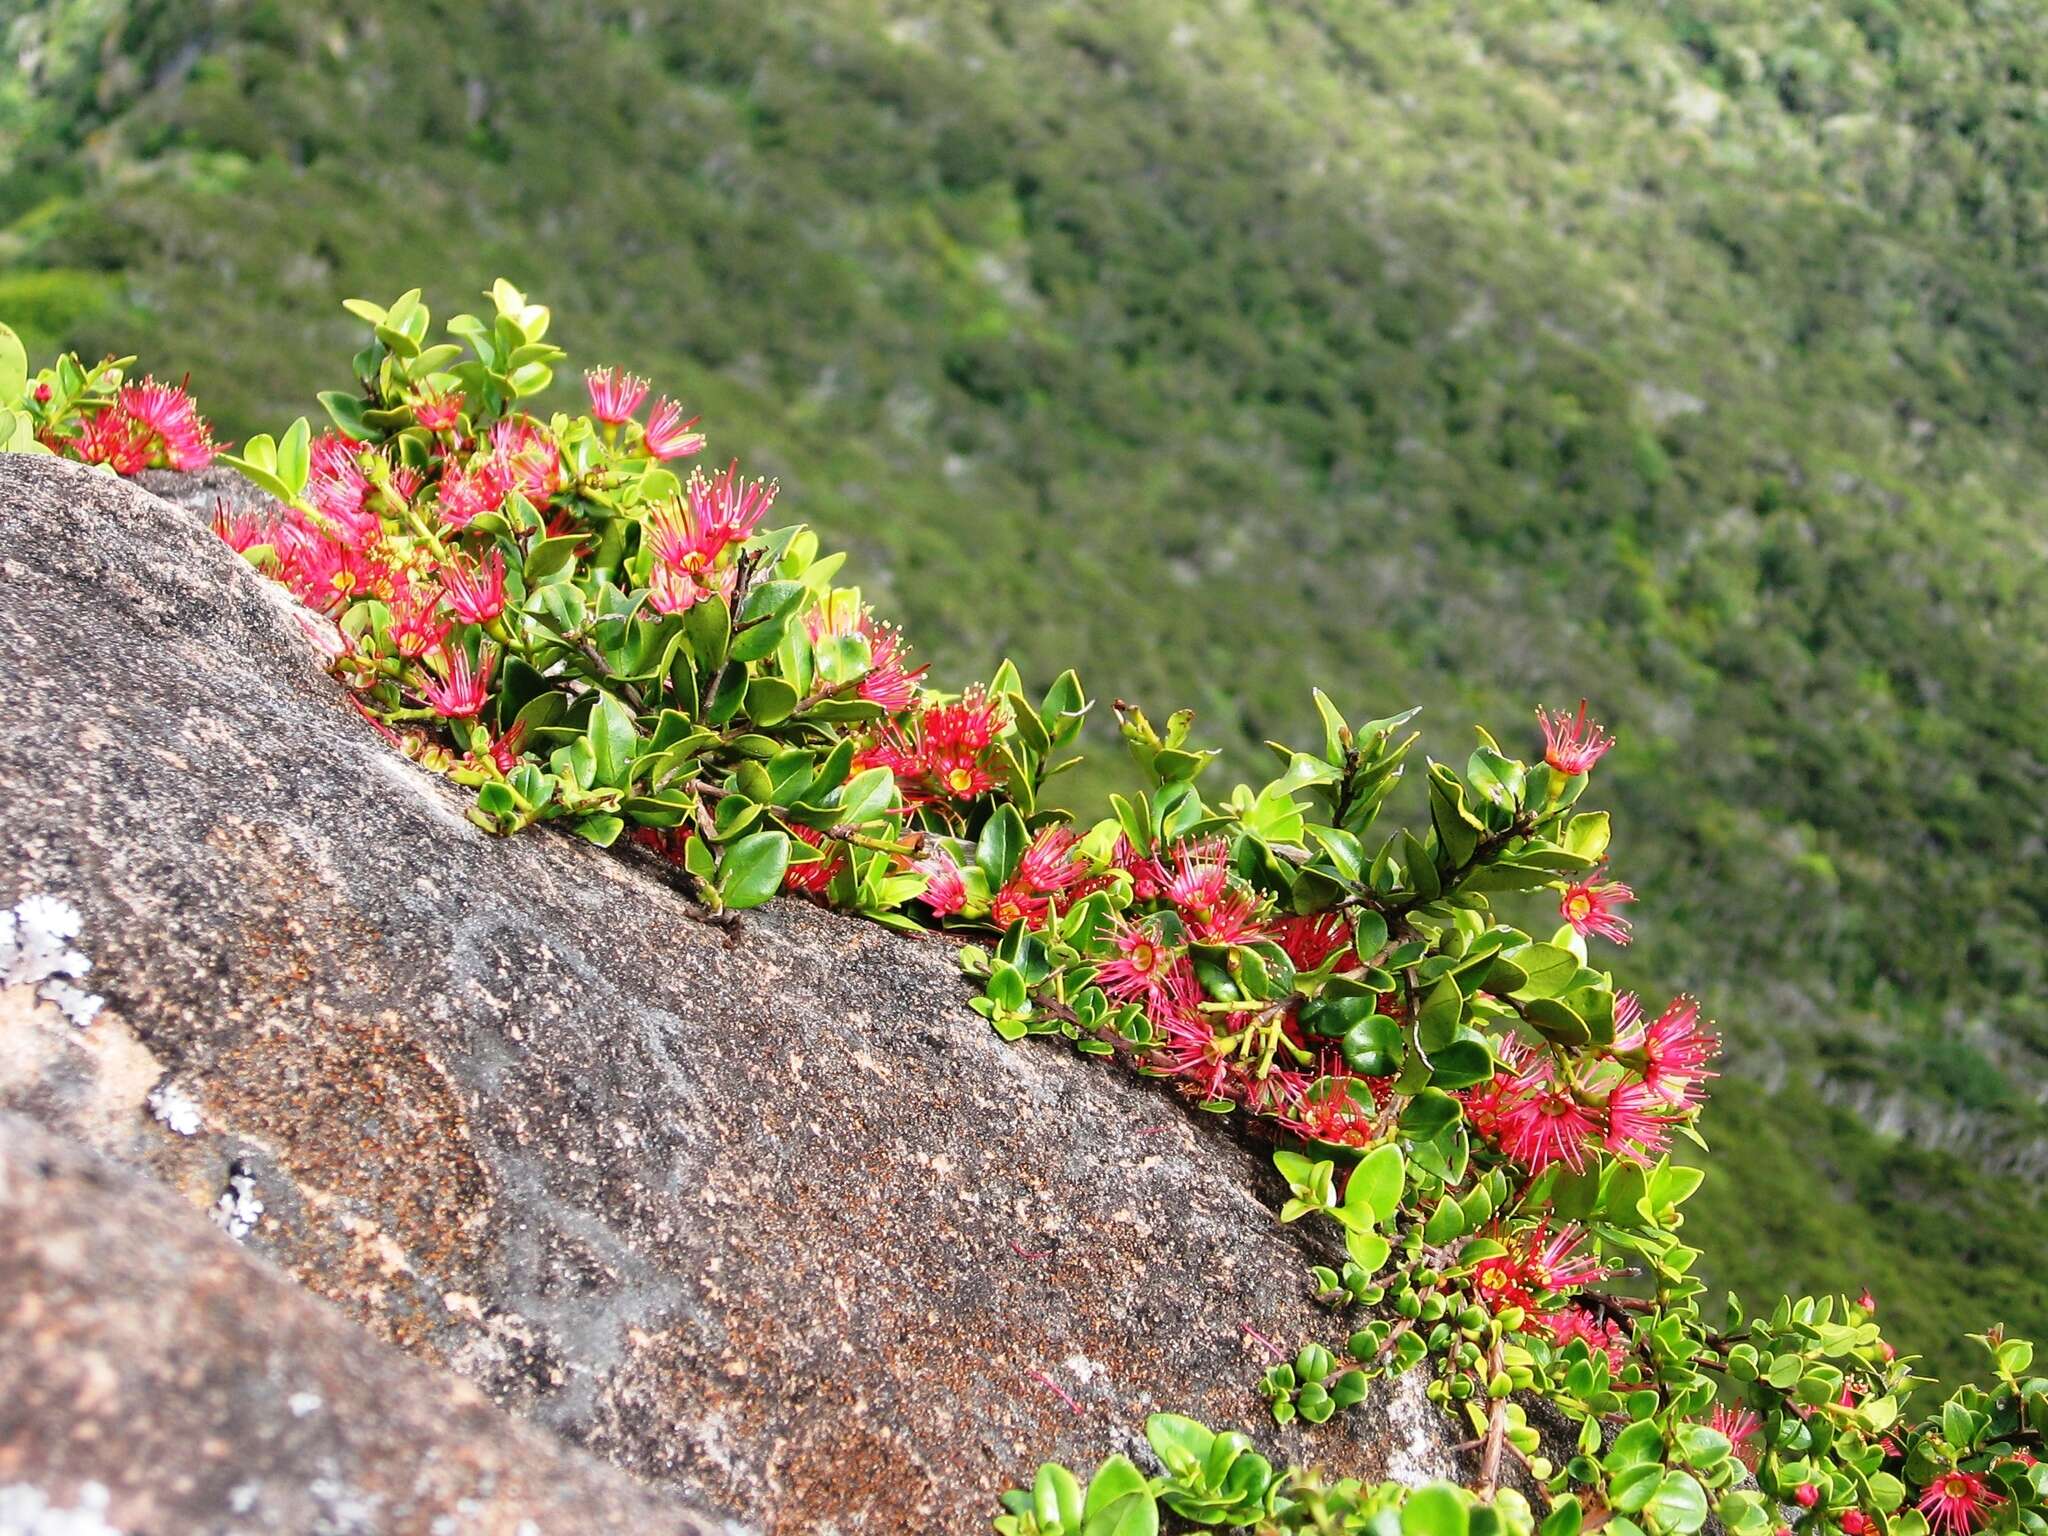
[63,408,152,474]
[420,646,496,719]
[914,849,967,916]
[1543,1306,1630,1372]
[1918,1473,2003,1536]
[413,389,464,431]
[440,548,508,625]
[688,459,778,545]
[585,367,650,425]
[1615,994,1718,1105]
[1841,1513,1876,1536]
[489,418,564,500]
[1795,1485,1820,1509]
[1522,1223,1612,1292]
[210,499,271,554]
[389,583,452,659]
[1603,1078,1673,1162]
[438,460,512,530]
[1708,1404,1763,1470]
[1096,922,1190,1013]
[1016,825,1085,894]
[1561,872,1634,944]
[1112,834,1168,901]
[643,397,704,460]
[804,602,926,714]
[1163,836,1232,916]
[1536,699,1616,776]
[116,377,215,470]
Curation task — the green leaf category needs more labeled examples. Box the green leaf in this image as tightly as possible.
[1345,1143,1405,1226]
[1401,1484,1470,1536]
[1344,1227,1392,1277]
[572,813,624,847]
[718,829,791,909]
[0,323,27,405]
[1080,1457,1157,1536]
[1646,1471,1709,1534]
[977,803,1028,886]
[523,533,583,586]
[587,694,638,788]
[1507,943,1579,998]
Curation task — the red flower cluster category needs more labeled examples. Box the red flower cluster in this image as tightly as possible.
[1464,999,1718,1174]
[54,378,217,474]
[861,687,1009,807]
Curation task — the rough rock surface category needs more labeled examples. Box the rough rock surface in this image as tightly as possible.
[0,458,1477,1530]
[0,1111,728,1536]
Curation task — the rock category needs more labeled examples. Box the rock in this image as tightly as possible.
[0,1111,729,1536]
[0,458,1481,1531]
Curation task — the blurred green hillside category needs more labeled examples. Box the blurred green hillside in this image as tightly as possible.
[4,0,2045,1381]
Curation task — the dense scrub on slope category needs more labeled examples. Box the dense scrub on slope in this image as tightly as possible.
[3,0,2046,1379]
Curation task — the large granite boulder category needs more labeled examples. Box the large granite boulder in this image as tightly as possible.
[0,1112,728,1536]
[0,457,1474,1531]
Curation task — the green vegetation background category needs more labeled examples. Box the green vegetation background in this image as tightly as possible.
[5,0,2044,1383]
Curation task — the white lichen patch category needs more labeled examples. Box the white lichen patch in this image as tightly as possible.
[1,894,104,1027]
[147,1080,202,1137]
[0,1482,125,1536]
[212,1168,264,1240]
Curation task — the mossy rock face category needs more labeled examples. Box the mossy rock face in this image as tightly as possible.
[0,458,1494,1531]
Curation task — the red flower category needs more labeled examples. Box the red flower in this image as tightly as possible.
[644,397,705,460]
[585,367,649,425]
[1709,1404,1763,1470]
[1275,1075,1382,1147]
[1494,1056,1601,1172]
[990,878,1049,931]
[1273,913,1353,971]
[1918,1472,2003,1536]
[783,824,841,897]
[210,499,271,554]
[1795,1484,1821,1509]
[421,646,496,719]
[1472,1250,1538,1316]
[412,389,464,431]
[1536,699,1616,776]
[1841,1512,1876,1536]
[389,582,452,659]
[1112,834,1169,901]
[486,721,529,774]
[1187,886,1263,946]
[441,548,508,625]
[63,407,152,474]
[1543,1306,1630,1372]
[1560,872,1634,945]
